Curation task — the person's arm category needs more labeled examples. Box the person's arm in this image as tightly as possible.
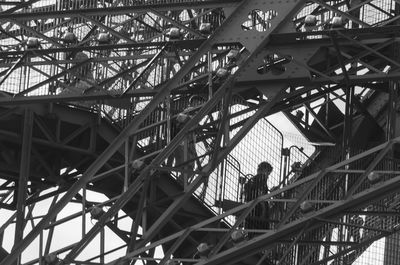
[243,182,249,201]
[243,180,253,201]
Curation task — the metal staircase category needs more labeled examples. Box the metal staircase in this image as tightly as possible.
[1,1,400,265]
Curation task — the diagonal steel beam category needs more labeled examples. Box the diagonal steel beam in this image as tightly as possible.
[0,52,27,87]
[345,140,394,199]
[0,1,255,264]
[149,8,204,38]
[136,0,305,248]
[79,14,136,44]
[304,104,336,141]
[112,135,400,265]
[121,45,167,95]
[139,87,283,256]
[277,170,328,228]
[63,9,298,263]
[3,1,307,263]
[126,174,151,253]
[277,223,311,265]
[9,19,64,48]
[330,31,354,154]
[209,87,232,170]
[336,30,400,69]
[15,58,94,96]
[11,56,150,100]
[61,63,236,263]
[13,109,33,265]
[0,0,41,15]
[311,0,370,28]
[158,228,194,265]
[310,226,397,265]
[42,194,59,256]
[194,173,400,265]
[31,147,53,176]
[210,197,263,256]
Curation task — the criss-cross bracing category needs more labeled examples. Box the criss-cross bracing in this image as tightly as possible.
[1,0,400,265]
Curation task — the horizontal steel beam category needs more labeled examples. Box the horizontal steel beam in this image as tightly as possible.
[0,0,241,20]
[195,174,400,265]
[236,72,400,88]
[0,39,205,57]
[270,25,400,41]
[0,87,194,105]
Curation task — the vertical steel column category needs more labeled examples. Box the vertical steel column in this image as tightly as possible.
[339,70,354,157]
[387,38,400,141]
[343,86,354,155]
[124,140,129,192]
[39,232,43,265]
[14,108,33,265]
[384,3,400,262]
[330,31,353,156]
[183,132,189,189]
[387,81,397,140]
[208,52,213,100]
[100,228,105,264]
[331,32,354,251]
[342,77,355,253]
[82,186,86,237]
[214,88,232,211]
[127,176,151,253]
[44,195,59,256]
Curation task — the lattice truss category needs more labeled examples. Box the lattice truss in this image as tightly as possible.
[0,0,400,265]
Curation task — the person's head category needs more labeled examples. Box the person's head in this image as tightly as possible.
[257,161,272,176]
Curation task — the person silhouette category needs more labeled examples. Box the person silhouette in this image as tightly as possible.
[243,162,273,230]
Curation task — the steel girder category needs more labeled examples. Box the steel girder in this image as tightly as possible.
[104,137,400,265]
[55,1,305,264]
[0,0,305,264]
[1,0,400,265]
[0,1,240,21]
[14,109,33,265]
